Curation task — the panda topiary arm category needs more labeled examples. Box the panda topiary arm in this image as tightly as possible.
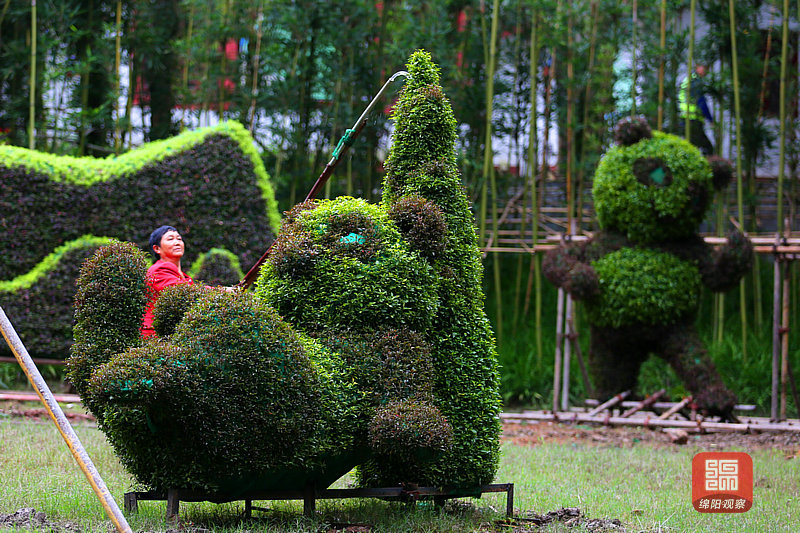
[699,230,754,293]
[542,242,600,300]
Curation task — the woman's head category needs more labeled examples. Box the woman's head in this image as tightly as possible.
[149,225,183,261]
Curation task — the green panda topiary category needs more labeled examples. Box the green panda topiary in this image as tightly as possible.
[68,51,500,495]
[544,117,753,417]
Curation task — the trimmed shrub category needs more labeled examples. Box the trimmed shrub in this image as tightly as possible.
[67,240,150,410]
[388,195,447,261]
[544,118,751,415]
[380,50,501,488]
[70,244,348,492]
[0,120,278,281]
[0,236,111,357]
[587,247,701,328]
[257,196,439,334]
[1,121,277,357]
[188,248,244,286]
[151,283,206,337]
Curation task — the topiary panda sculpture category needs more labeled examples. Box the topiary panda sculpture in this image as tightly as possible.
[543,117,753,418]
[67,50,501,495]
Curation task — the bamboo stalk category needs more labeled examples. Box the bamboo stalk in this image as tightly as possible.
[729,0,748,360]
[522,9,539,335]
[565,6,574,233]
[180,3,194,132]
[782,258,790,419]
[577,0,599,226]
[28,0,36,150]
[511,0,525,338]
[500,410,800,433]
[553,287,564,411]
[772,236,781,421]
[482,0,502,344]
[630,0,637,117]
[657,396,692,420]
[586,390,630,416]
[657,0,666,130]
[684,0,696,141]
[778,0,790,420]
[113,0,122,153]
[247,8,264,133]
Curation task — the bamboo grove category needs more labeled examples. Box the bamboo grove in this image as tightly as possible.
[1,0,799,412]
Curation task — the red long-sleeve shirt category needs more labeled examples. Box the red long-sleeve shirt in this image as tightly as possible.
[140,259,194,337]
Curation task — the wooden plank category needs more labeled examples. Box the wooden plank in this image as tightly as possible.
[0,391,81,403]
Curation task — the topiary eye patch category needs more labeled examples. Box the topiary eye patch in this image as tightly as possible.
[633,157,673,188]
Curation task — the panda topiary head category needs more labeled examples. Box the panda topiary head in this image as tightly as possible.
[594,117,730,244]
[256,196,439,334]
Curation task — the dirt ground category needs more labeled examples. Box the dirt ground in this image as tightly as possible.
[501,420,800,456]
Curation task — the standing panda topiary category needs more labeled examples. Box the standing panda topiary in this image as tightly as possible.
[544,117,753,418]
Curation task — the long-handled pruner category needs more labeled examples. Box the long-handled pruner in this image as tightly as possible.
[238,70,410,289]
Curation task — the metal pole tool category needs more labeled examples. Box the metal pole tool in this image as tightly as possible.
[238,70,410,290]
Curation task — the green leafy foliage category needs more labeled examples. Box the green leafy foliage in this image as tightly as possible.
[587,248,701,328]
[151,283,206,337]
[0,121,279,281]
[257,196,439,334]
[381,50,501,488]
[593,131,713,244]
[188,248,244,286]
[0,236,110,358]
[67,240,150,408]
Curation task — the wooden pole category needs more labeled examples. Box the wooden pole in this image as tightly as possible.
[777,0,790,419]
[553,287,564,411]
[729,0,748,360]
[657,0,666,130]
[28,0,36,150]
[772,239,782,420]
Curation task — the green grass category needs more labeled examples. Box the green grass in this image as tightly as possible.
[1,418,798,532]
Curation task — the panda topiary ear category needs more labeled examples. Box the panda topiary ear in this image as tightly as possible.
[614,116,652,146]
[706,155,734,191]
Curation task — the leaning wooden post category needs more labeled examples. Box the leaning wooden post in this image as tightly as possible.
[0,306,132,533]
[553,287,565,411]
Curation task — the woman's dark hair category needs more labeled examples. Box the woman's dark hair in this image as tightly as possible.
[148,225,178,259]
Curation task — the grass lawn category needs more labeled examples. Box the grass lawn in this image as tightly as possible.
[0,414,798,532]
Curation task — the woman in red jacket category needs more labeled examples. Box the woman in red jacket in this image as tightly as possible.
[140,225,194,337]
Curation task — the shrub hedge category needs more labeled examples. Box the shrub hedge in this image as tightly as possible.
[0,236,111,358]
[0,235,244,358]
[0,121,276,357]
[0,120,278,281]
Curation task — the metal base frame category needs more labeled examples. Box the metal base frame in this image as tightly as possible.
[124,482,514,520]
